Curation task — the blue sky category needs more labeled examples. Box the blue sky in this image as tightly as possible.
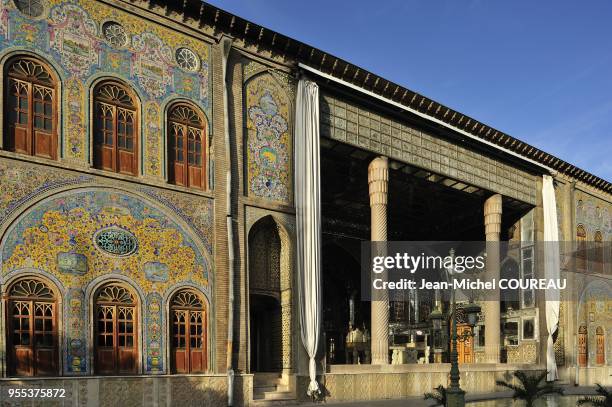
[210,1,612,181]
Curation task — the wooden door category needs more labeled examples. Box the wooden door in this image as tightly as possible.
[171,308,206,373]
[95,102,136,175]
[456,324,473,364]
[170,123,186,186]
[116,107,135,175]
[9,300,57,376]
[596,327,605,365]
[95,102,116,172]
[187,127,204,189]
[96,304,137,374]
[32,84,55,159]
[578,325,588,367]
[7,78,31,155]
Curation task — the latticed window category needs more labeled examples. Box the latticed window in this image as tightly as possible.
[596,326,605,365]
[168,103,207,189]
[94,283,138,374]
[593,231,604,274]
[102,22,128,47]
[14,0,44,17]
[7,278,58,376]
[578,325,588,367]
[4,57,57,159]
[170,289,207,373]
[175,48,199,72]
[93,81,138,175]
[249,217,281,293]
[576,225,587,272]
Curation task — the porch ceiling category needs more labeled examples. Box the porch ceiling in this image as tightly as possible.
[321,138,532,241]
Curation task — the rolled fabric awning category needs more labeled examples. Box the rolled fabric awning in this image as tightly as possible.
[543,174,560,382]
[294,78,322,396]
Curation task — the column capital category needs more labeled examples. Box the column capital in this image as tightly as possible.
[368,156,389,206]
[484,194,503,216]
[484,194,502,237]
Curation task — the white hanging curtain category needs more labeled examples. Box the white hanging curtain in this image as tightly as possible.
[542,175,560,381]
[294,78,322,396]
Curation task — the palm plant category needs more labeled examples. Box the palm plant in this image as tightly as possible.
[423,384,446,406]
[576,384,612,406]
[495,370,563,407]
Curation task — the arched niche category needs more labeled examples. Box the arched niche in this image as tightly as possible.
[247,214,294,374]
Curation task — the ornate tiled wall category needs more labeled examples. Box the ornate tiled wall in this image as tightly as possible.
[321,92,537,204]
[573,190,611,366]
[575,191,611,241]
[0,0,211,177]
[577,280,612,367]
[244,61,294,204]
[0,158,214,375]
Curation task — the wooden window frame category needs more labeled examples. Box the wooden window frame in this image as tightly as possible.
[577,225,587,272]
[5,278,59,377]
[94,283,138,375]
[4,56,58,160]
[596,326,605,365]
[578,325,588,367]
[170,290,208,373]
[593,231,604,274]
[167,103,207,190]
[93,81,138,176]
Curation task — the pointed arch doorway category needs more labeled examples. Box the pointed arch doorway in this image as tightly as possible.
[248,215,289,373]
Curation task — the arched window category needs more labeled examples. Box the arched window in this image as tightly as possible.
[596,326,605,365]
[167,103,207,189]
[94,283,138,374]
[577,225,587,272]
[170,289,207,373]
[93,81,138,175]
[6,278,58,376]
[593,231,604,274]
[578,325,588,367]
[4,56,57,159]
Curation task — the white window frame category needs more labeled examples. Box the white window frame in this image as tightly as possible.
[520,210,536,309]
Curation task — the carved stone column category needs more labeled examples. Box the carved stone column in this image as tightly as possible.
[368,156,389,365]
[484,193,502,363]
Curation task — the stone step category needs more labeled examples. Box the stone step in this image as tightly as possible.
[250,399,300,407]
[253,384,277,393]
[253,373,282,385]
[254,390,295,401]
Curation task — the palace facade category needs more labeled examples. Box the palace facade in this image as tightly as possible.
[0,0,609,406]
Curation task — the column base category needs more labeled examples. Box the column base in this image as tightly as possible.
[446,387,466,407]
[483,344,500,364]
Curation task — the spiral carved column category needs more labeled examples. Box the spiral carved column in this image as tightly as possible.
[368,156,389,365]
[484,193,502,363]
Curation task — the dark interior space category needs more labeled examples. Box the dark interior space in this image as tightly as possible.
[320,137,534,364]
[249,294,281,372]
